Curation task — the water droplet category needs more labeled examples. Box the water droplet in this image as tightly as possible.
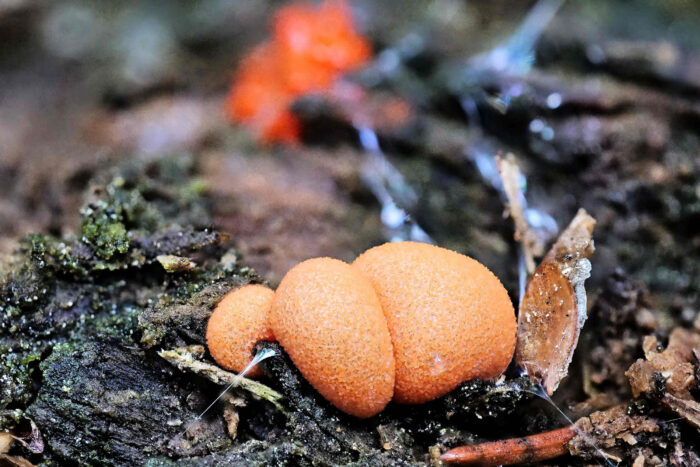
[546,93,562,109]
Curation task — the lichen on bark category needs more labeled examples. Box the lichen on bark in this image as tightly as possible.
[0,154,258,464]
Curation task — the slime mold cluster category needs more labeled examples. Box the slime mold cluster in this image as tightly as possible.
[207,242,517,418]
[224,0,371,144]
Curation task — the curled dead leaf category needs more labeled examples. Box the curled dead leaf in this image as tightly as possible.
[0,432,12,454]
[516,209,596,395]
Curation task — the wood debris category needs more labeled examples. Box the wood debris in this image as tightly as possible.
[222,394,246,440]
[626,316,700,430]
[158,345,284,411]
[496,154,547,274]
[571,404,661,463]
[441,425,574,465]
[156,254,196,272]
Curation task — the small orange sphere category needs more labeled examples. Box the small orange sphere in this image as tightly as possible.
[206,284,276,378]
[353,242,516,404]
[271,258,395,418]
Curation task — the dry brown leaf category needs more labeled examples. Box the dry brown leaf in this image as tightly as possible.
[0,432,12,454]
[544,208,596,273]
[516,209,596,395]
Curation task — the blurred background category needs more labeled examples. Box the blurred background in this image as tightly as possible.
[1,0,699,312]
[3,1,700,464]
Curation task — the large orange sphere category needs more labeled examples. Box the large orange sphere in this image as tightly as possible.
[353,242,516,404]
[271,258,395,418]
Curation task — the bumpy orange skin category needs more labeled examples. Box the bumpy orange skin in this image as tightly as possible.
[353,242,516,404]
[206,284,276,378]
[271,258,395,418]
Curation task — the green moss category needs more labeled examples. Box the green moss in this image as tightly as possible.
[93,304,141,340]
[180,178,208,199]
[0,346,41,411]
[0,155,247,423]
[80,204,130,260]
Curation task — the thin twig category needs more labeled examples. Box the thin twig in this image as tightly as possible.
[158,346,285,412]
[497,154,544,274]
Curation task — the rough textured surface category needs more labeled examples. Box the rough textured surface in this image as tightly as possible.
[353,241,516,404]
[581,272,658,396]
[570,404,688,464]
[28,339,232,465]
[0,156,269,464]
[206,284,275,377]
[625,321,700,430]
[271,257,395,418]
[0,155,228,415]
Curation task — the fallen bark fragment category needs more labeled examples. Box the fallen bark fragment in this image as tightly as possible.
[158,346,284,411]
[626,319,700,430]
[570,404,674,463]
[28,339,233,465]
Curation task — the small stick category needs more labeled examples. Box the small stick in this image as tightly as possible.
[158,346,284,411]
[440,425,575,466]
[496,154,544,276]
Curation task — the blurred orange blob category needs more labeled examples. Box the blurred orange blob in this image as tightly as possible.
[225,1,372,145]
[274,1,371,93]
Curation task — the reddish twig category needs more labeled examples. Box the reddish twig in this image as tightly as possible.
[440,425,575,466]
